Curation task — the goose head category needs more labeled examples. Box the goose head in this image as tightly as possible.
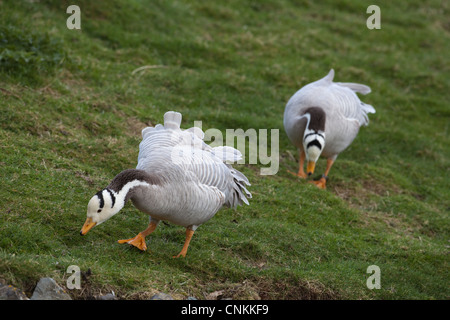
[80,169,160,235]
[80,189,123,235]
[303,128,326,175]
[302,107,326,176]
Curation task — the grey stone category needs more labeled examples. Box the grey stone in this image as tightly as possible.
[97,293,117,300]
[149,292,174,300]
[0,282,29,300]
[30,277,72,300]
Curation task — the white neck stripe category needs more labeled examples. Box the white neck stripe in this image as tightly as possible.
[117,180,150,194]
[113,180,151,207]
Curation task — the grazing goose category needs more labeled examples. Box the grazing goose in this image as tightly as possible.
[283,69,375,189]
[80,111,251,257]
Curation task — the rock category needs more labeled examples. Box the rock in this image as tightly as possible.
[30,278,72,300]
[186,296,198,300]
[97,292,117,300]
[149,292,174,300]
[0,282,29,300]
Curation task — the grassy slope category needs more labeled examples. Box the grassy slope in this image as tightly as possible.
[0,0,448,299]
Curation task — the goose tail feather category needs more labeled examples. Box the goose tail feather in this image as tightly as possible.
[164,111,182,130]
[227,167,252,209]
[337,82,372,95]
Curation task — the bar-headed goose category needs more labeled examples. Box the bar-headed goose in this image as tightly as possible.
[80,111,251,257]
[284,69,375,189]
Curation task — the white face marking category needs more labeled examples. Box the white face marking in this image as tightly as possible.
[86,189,118,225]
[303,128,325,162]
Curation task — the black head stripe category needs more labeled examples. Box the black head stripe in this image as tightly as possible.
[95,190,105,209]
[106,189,116,208]
[307,139,322,150]
[304,131,325,140]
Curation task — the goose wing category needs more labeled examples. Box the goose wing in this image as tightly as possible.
[298,69,376,127]
[328,70,375,126]
[136,111,251,208]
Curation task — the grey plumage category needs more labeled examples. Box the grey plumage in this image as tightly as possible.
[134,111,251,230]
[82,111,251,256]
[284,69,376,160]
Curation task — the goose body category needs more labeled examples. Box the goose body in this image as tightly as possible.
[81,111,251,257]
[284,69,375,188]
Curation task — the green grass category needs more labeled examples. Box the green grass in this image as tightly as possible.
[0,0,449,299]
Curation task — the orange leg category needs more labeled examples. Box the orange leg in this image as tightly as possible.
[288,149,307,178]
[118,221,158,251]
[310,158,334,189]
[173,228,195,258]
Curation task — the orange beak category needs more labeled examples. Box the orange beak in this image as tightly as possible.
[80,217,97,235]
[307,161,316,176]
